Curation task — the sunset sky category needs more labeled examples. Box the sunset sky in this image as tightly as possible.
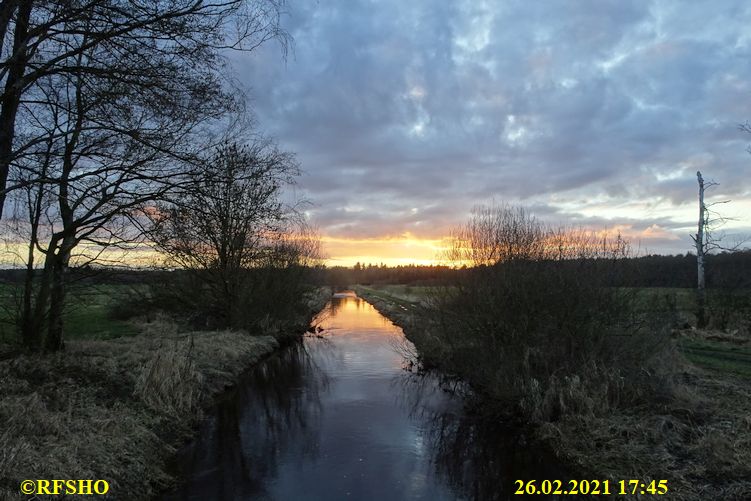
[233,0,751,266]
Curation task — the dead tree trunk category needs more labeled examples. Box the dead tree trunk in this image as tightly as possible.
[695,171,707,328]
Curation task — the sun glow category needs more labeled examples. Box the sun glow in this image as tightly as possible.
[320,234,452,267]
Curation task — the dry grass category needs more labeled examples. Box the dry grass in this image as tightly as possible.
[133,336,204,415]
[0,319,278,500]
[544,367,751,500]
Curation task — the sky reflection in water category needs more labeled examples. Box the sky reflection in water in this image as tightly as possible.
[163,295,573,500]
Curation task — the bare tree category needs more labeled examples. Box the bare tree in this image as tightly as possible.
[690,171,744,328]
[693,171,708,328]
[5,1,289,351]
[1,0,290,352]
[0,0,290,219]
[10,54,208,350]
[149,140,318,330]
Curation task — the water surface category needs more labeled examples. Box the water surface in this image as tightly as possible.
[164,294,571,500]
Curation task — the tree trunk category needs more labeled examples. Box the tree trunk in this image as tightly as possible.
[696,171,707,328]
[19,142,50,350]
[20,234,37,349]
[0,0,18,57]
[44,254,67,352]
[22,245,73,353]
[44,236,73,352]
[0,0,33,220]
[25,242,56,351]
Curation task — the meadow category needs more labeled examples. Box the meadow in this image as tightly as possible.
[0,283,142,345]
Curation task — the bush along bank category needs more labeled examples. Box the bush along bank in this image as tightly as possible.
[354,284,751,501]
[0,289,331,500]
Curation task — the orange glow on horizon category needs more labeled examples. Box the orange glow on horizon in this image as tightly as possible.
[318,222,684,268]
[0,222,687,269]
[319,234,452,267]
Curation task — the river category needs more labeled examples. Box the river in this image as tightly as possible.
[162,292,572,500]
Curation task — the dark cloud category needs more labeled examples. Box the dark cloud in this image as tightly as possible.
[232,0,751,258]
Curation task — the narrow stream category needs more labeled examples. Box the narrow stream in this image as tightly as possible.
[163,293,573,500]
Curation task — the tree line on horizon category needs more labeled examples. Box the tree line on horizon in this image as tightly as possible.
[323,250,751,290]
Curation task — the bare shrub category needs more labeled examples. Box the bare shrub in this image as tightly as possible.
[423,204,678,422]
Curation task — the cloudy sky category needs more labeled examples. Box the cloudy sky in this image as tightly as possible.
[232,0,751,266]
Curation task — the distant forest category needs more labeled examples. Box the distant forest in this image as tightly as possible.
[323,251,751,289]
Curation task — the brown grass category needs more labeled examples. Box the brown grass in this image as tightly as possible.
[545,367,751,500]
[0,320,278,500]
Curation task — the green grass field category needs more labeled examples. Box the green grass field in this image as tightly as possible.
[680,338,751,377]
[357,284,427,310]
[0,283,142,344]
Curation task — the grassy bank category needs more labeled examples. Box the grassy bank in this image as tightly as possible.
[354,285,751,500]
[0,288,331,500]
[0,324,278,500]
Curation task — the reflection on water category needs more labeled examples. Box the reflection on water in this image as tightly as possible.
[163,295,575,500]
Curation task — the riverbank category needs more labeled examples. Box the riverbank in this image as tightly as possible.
[0,291,330,500]
[354,285,751,500]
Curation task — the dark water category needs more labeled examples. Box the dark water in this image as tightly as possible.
[162,294,574,500]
